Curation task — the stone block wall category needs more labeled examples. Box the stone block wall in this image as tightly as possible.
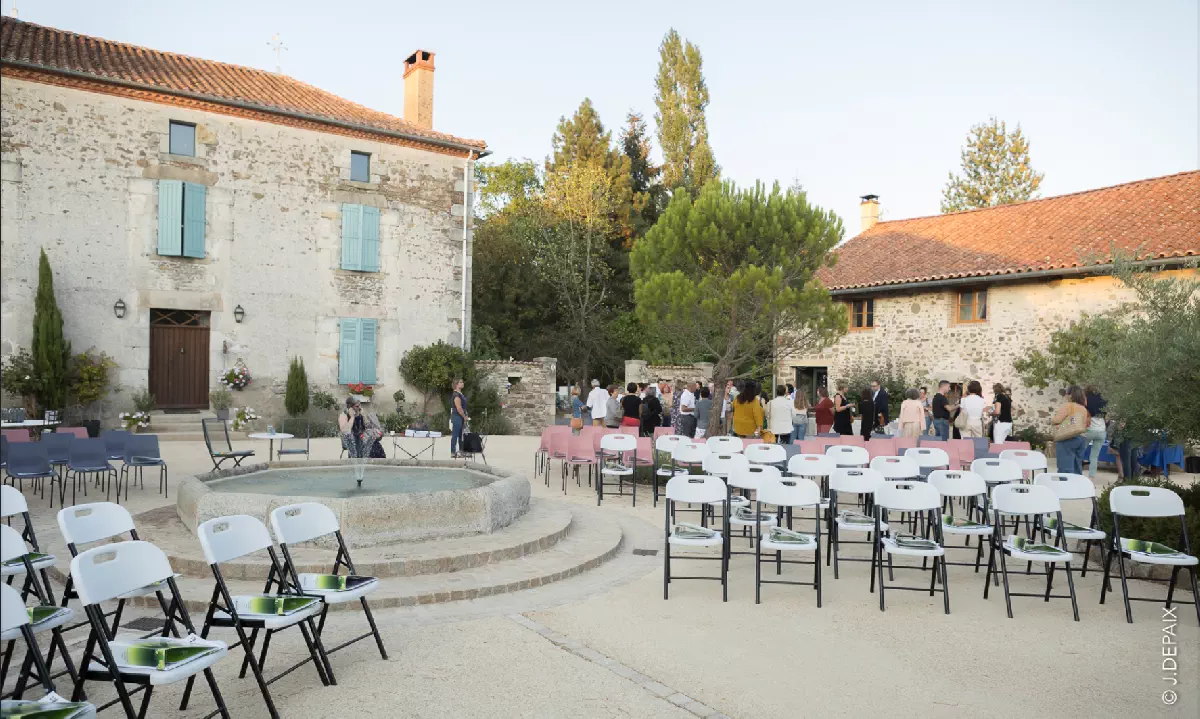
[624,360,715,388]
[476,357,556,435]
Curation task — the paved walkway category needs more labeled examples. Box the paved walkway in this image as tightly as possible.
[6,435,1197,718]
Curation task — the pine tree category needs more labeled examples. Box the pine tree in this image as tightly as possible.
[31,248,70,412]
[284,356,309,417]
[620,111,665,236]
[941,117,1044,212]
[546,99,634,240]
[654,29,718,196]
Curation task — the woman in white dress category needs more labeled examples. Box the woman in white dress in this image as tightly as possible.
[958,380,987,438]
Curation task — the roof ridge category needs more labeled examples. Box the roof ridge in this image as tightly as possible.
[870,169,1200,229]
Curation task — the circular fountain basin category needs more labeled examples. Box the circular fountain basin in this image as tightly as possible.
[176,459,530,548]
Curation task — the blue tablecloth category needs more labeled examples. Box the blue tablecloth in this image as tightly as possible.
[1140,442,1185,472]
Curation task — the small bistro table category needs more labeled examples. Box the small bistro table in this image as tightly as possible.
[247,432,294,462]
[388,430,442,461]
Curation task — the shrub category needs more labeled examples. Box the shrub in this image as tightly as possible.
[1010,426,1051,452]
[311,389,338,412]
[209,388,234,410]
[837,358,929,423]
[0,349,41,405]
[284,357,309,417]
[130,388,156,413]
[69,351,118,418]
[279,417,339,438]
[399,343,508,430]
[1098,477,1200,551]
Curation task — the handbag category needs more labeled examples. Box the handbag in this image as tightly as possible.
[1053,405,1088,442]
[761,431,775,444]
[952,410,968,431]
[570,416,584,430]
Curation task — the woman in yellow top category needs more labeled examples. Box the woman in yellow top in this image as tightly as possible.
[731,380,764,438]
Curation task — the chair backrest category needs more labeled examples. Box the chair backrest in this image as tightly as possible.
[971,458,1023,485]
[993,441,1032,453]
[655,435,686,454]
[591,427,615,454]
[672,441,709,465]
[665,474,727,504]
[1,429,30,443]
[281,418,311,443]
[270,502,340,545]
[102,429,131,455]
[729,463,780,491]
[198,514,274,564]
[869,455,921,480]
[744,443,786,465]
[0,484,29,517]
[634,436,653,462]
[706,436,744,454]
[70,540,175,606]
[787,453,836,479]
[57,502,136,547]
[816,432,840,438]
[918,435,947,444]
[538,426,555,452]
[991,483,1060,516]
[826,444,869,467]
[201,419,230,452]
[566,433,595,461]
[999,449,1047,472]
[838,434,866,446]
[892,436,918,451]
[68,438,111,469]
[124,434,162,462]
[948,438,975,463]
[742,438,764,448]
[549,431,570,458]
[757,475,821,509]
[1108,485,1185,518]
[619,425,639,436]
[797,440,831,455]
[58,427,90,439]
[875,480,941,513]
[600,433,637,452]
[970,437,991,455]
[40,432,74,462]
[829,467,882,494]
[0,524,29,564]
[1032,473,1095,500]
[703,452,748,478]
[653,426,672,440]
[927,470,987,499]
[905,446,950,470]
[865,437,896,458]
[6,442,51,474]
[0,583,30,634]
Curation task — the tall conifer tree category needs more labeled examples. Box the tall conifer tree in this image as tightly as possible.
[654,29,718,196]
[31,248,70,412]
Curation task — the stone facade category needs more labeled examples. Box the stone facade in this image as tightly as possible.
[624,360,715,388]
[0,77,475,418]
[778,271,1198,430]
[476,358,556,435]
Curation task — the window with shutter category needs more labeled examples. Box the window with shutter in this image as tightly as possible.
[359,319,378,384]
[182,182,206,258]
[157,179,183,256]
[339,319,360,385]
[341,204,380,272]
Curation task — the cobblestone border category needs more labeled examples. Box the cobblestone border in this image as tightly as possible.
[507,614,733,719]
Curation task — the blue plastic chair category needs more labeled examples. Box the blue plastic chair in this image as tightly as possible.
[919,435,948,443]
[0,435,8,471]
[4,443,55,498]
[101,429,131,462]
[66,438,118,505]
[41,432,75,504]
[121,434,169,497]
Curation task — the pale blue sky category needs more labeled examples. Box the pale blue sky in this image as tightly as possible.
[18,0,1198,233]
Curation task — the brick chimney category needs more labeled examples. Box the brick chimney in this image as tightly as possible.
[403,50,435,130]
[860,194,880,233]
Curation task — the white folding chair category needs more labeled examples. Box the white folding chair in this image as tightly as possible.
[744,443,786,467]
[1102,486,1199,625]
[706,436,744,454]
[186,515,335,719]
[0,583,93,716]
[826,444,869,468]
[1032,473,1108,580]
[827,467,884,579]
[871,481,949,614]
[755,475,823,606]
[971,457,1025,525]
[985,484,1079,621]
[786,454,836,511]
[268,503,387,663]
[727,465,779,550]
[999,449,1048,479]
[0,486,57,604]
[928,470,992,573]
[666,442,710,522]
[653,435,688,506]
[69,540,231,717]
[663,475,728,602]
[869,456,921,481]
[905,446,951,478]
[598,433,638,506]
[0,523,56,606]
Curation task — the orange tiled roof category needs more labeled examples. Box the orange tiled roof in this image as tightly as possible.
[0,17,485,154]
[820,170,1200,292]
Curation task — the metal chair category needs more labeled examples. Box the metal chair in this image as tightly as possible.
[277,419,311,461]
[101,429,131,462]
[202,418,255,471]
[41,432,74,502]
[5,443,55,497]
[0,583,89,713]
[121,434,169,497]
[65,439,118,506]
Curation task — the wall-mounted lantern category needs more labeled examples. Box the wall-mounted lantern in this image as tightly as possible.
[234,305,246,323]
[113,299,127,319]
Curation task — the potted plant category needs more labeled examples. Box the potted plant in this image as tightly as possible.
[347,382,374,403]
[68,350,117,437]
[118,411,151,432]
[220,364,252,391]
[210,388,234,420]
[128,388,156,430]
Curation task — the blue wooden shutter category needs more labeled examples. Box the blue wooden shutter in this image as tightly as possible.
[182,182,206,258]
[157,180,183,256]
[338,319,360,384]
[341,204,362,270]
[359,319,377,384]
[361,206,380,272]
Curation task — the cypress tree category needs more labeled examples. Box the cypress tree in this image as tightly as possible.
[654,29,719,196]
[284,356,309,417]
[31,249,70,412]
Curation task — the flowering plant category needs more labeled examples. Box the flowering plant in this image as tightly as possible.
[220,365,251,390]
[118,411,150,431]
[347,382,374,397]
[232,407,259,431]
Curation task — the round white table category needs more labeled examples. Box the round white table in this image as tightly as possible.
[0,419,60,429]
[247,432,293,461]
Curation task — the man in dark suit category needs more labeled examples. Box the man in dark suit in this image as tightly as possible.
[870,380,889,434]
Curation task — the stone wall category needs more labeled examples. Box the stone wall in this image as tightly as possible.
[624,360,715,388]
[777,271,1198,430]
[0,77,474,419]
[476,357,556,435]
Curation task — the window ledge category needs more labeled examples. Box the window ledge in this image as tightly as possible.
[159,152,207,167]
[342,179,380,191]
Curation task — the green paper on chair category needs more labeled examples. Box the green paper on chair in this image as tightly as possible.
[1044,516,1089,533]
[893,533,937,550]
[768,527,814,545]
[838,510,874,526]
[0,698,94,719]
[674,523,716,539]
[942,514,986,529]
[122,639,219,672]
[299,574,374,592]
[1008,536,1062,555]
[1120,538,1185,557]
[1,552,49,568]
[237,595,321,617]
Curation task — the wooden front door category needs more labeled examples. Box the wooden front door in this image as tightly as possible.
[149,309,211,409]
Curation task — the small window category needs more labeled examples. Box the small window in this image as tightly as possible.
[849,298,874,330]
[957,289,987,323]
[351,151,371,182]
[169,121,195,157]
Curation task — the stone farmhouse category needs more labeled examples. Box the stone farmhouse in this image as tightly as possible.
[779,170,1199,427]
[0,17,487,416]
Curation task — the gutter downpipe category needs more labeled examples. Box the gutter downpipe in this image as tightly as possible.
[460,149,491,350]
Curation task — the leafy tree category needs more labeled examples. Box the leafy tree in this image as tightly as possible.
[1013,313,1126,388]
[0,348,41,413]
[68,350,118,419]
[398,342,507,430]
[31,249,71,412]
[837,357,929,423]
[620,111,665,238]
[941,117,1044,212]
[631,181,847,428]
[475,159,540,217]
[654,29,718,196]
[284,356,309,416]
[547,99,635,240]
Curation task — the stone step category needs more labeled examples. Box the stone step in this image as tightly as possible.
[119,504,623,612]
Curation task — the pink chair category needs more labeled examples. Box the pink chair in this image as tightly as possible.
[797,440,827,455]
[620,425,639,436]
[653,426,672,440]
[591,427,615,454]
[866,437,896,459]
[742,437,764,448]
[546,431,571,487]
[1,429,30,443]
[839,435,866,446]
[991,441,1031,453]
[893,436,918,452]
[948,439,975,467]
[57,427,90,439]
[564,434,599,492]
[942,444,962,471]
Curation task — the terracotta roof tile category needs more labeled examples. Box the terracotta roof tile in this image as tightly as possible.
[0,17,485,153]
[819,171,1200,291]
